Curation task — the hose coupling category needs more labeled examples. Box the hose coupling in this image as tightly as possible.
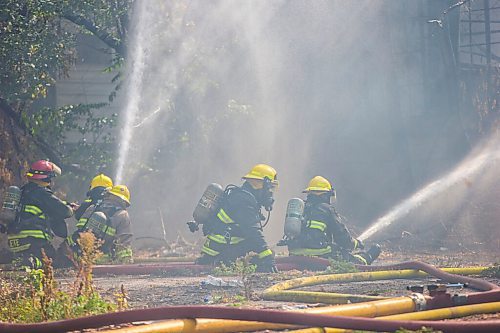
[451,293,468,306]
[409,292,427,311]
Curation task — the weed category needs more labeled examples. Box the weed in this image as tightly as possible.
[212,254,257,301]
[0,232,118,323]
[115,284,128,311]
[323,258,358,274]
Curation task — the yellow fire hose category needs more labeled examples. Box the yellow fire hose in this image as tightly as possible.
[101,266,491,333]
[100,297,417,333]
[263,267,486,304]
[288,301,500,333]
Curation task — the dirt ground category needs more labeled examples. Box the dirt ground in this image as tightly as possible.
[0,248,493,332]
[68,249,499,314]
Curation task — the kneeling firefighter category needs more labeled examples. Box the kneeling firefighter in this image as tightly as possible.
[74,173,113,220]
[67,185,133,264]
[280,176,381,265]
[2,160,75,269]
[189,164,279,272]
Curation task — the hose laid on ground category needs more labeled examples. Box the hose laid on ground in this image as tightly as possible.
[262,264,495,306]
[91,259,321,276]
[288,301,500,333]
[1,305,499,333]
[100,296,418,333]
[2,262,498,333]
[92,262,212,275]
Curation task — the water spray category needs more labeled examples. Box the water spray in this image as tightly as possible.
[359,138,500,241]
[115,1,148,184]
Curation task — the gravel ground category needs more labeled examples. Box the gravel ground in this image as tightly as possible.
[69,249,499,313]
[73,249,498,332]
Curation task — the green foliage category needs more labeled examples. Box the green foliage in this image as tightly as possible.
[0,0,75,102]
[26,103,117,173]
[0,232,118,323]
[212,254,257,301]
[0,0,132,179]
[212,258,257,277]
[324,258,358,274]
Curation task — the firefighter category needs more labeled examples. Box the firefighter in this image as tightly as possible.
[68,185,133,263]
[74,173,113,220]
[195,164,279,272]
[286,176,381,265]
[7,160,75,269]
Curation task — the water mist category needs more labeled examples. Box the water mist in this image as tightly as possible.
[359,134,500,242]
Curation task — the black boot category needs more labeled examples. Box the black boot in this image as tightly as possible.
[366,244,381,264]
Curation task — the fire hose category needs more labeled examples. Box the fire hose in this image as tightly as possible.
[0,261,498,333]
[0,304,499,333]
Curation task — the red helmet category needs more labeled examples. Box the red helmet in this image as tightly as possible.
[27,160,61,181]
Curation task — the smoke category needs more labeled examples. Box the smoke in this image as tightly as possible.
[116,1,493,249]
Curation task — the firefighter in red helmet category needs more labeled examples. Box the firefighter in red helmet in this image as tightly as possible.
[7,160,75,268]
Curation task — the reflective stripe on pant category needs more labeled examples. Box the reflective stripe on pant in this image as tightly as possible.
[201,239,220,256]
[202,233,246,257]
[9,238,56,269]
[289,245,332,257]
[8,230,51,252]
[201,237,273,264]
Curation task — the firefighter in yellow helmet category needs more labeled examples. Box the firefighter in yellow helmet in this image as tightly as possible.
[194,164,278,272]
[67,184,133,264]
[74,173,113,220]
[7,160,75,269]
[284,176,381,265]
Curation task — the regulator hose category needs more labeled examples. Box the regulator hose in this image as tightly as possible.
[0,305,499,333]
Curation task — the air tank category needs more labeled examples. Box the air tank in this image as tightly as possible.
[86,211,108,234]
[0,186,21,224]
[193,183,224,223]
[284,198,304,239]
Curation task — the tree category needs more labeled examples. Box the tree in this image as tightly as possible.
[0,0,132,183]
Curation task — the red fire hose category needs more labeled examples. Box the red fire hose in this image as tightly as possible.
[91,257,326,276]
[0,305,499,333]
[1,260,497,332]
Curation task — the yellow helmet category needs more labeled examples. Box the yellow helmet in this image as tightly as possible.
[242,164,279,186]
[303,176,334,195]
[109,185,130,205]
[90,173,113,190]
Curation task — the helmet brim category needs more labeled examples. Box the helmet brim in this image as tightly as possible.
[109,192,130,205]
[27,172,51,180]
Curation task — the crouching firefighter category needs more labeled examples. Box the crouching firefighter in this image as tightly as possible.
[188,164,279,272]
[5,160,75,269]
[67,185,133,264]
[74,173,113,220]
[279,176,381,265]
